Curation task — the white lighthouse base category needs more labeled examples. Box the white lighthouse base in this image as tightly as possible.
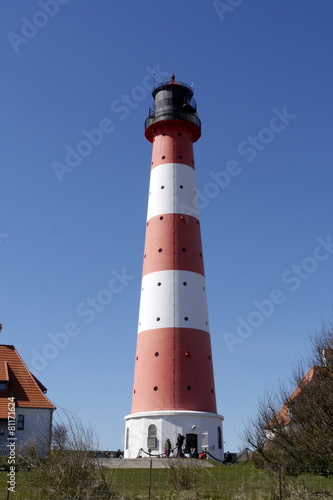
[124,410,224,461]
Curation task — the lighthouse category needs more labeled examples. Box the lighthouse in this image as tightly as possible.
[124,75,224,460]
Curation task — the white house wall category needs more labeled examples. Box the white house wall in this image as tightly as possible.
[15,408,53,455]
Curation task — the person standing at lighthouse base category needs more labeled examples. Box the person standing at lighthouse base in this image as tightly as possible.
[176,433,185,457]
[164,438,172,457]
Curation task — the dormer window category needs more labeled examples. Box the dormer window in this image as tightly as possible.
[0,361,9,389]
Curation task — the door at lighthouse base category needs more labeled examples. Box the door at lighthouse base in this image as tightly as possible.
[185,433,198,453]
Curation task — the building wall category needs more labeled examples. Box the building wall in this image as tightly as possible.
[124,410,224,460]
[0,407,53,456]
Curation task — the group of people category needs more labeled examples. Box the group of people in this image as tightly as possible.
[223,451,233,464]
[103,449,123,459]
[163,434,208,459]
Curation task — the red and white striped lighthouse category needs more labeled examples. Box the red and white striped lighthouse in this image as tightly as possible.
[124,75,224,459]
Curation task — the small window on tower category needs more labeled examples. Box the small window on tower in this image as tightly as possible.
[125,427,129,450]
[217,426,222,449]
[147,424,157,448]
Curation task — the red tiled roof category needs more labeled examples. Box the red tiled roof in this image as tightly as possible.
[0,345,55,418]
[272,366,333,427]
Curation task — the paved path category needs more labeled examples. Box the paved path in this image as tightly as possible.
[98,458,213,469]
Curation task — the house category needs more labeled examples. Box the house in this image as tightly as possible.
[0,344,56,456]
[267,349,333,436]
[270,366,332,428]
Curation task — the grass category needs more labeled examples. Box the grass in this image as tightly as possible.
[1,461,333,499]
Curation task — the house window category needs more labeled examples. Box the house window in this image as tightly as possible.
[217,426,222,449]
[147,424,157,448]
[17,415,25,430]
[0,383,6,390]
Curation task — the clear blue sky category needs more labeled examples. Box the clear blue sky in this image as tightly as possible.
[1,0,333,452]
